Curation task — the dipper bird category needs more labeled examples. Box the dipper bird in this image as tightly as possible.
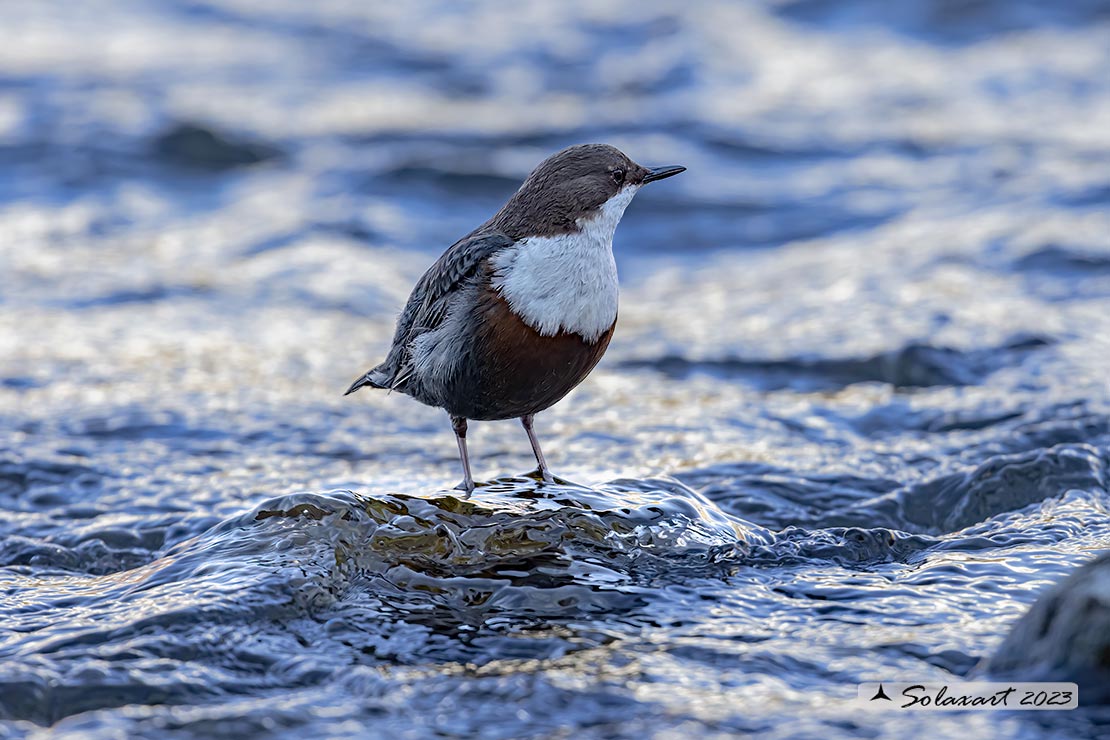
[345,144,684,493]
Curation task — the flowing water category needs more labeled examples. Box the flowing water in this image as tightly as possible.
[2,1,1110,737]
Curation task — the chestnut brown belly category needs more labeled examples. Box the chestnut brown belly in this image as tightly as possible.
[443,289,615,420]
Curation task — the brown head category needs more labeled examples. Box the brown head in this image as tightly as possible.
[490,144,685,239]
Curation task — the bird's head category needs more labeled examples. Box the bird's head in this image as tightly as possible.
[494,144,684,239]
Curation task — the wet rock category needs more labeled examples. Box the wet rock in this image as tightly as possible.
[903,444,1106,533]
[825,444,1107,534]
[982,552,1110,703]
[152,122,283,171]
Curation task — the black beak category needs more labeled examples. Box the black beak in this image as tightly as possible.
[642,165,686,183]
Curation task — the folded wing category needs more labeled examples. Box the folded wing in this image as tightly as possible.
[345,229,516,395]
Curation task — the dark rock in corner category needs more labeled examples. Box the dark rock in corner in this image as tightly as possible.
[982,551,1110,703]
[153,122,283,171]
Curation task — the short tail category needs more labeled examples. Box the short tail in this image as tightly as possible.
[344,368,387,396]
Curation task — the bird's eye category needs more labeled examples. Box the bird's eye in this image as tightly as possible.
[611,168,625,185]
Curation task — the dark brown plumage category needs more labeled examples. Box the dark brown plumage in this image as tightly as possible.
[451,285,616,421]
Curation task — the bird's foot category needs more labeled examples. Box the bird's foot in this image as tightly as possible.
[453,479,475,499]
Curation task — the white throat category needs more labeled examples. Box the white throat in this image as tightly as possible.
[490,184,639,341]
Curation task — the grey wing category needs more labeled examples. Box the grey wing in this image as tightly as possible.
[366,229,515,390]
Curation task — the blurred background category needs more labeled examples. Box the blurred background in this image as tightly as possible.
[2,1,1110,737]
[5,0,1110,400]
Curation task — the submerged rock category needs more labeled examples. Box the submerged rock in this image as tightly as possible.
[982,552,1110,703]
[819,443,1108,535]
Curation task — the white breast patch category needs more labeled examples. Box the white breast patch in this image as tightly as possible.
[490,184,639,342]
